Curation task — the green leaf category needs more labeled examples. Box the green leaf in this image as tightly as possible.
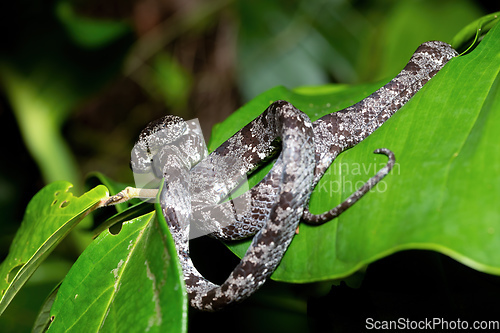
[47,211,187,332]
[56,0,131,49]
[0,65,81,184]
[132,51,193,109]
[209,21,500,282]
[451,11,500,54]
[366,0,484,81]
[0,182,108,316]
[33,284,60,333]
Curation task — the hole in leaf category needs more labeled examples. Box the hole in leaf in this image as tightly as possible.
[60,200,70,208]
[109,223,123,235]
[51,199,58,206]
[54,191,60,196]
[7,264,23,283]
[109,222,123,235]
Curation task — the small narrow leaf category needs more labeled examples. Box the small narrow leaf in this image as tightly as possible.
[451,11,499,54]
[32,284,60,333]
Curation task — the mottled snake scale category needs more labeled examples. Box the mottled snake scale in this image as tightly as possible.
[131,41,457,311]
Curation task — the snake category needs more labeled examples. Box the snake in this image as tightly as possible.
[129,41,458,311]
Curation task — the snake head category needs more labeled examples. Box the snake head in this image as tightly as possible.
[130,115,187,174]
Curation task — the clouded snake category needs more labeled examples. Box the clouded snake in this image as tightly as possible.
[121,41,457,311]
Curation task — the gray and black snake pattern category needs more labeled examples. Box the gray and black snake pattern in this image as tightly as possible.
[132,41,458,311]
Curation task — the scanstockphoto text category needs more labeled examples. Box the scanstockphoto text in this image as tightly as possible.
[366,317,500,330]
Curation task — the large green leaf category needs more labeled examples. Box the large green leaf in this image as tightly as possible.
[209,22,500,282]
[0,182,108,316]
[47,210,187,332]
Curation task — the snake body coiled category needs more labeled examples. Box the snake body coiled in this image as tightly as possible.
[133,41,458,311]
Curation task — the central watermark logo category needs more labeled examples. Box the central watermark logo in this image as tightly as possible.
[314,160,400,196]
[130,118,250,240]
[129,117,397,239]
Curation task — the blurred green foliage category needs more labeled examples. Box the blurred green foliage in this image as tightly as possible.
[0,0,497,332]
[236,0,484,99]
[0,0,132,186]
